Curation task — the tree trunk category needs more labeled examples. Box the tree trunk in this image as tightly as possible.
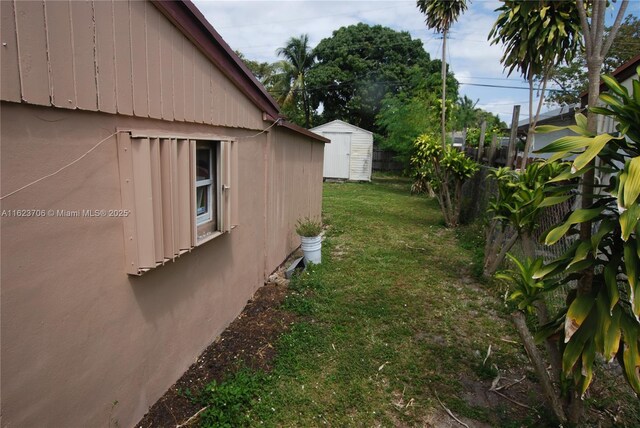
[578,58,603,296]
[574,0,628,296]
[441,28,448,149]
[520,230,536,259]
[302,80,310,128]
[533,300,562,383]
[512,311,567,424]
[483,222,518,277]
[477,120,487,162]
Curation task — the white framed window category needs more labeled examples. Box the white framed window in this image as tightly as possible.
[195,144,214,225]
[117,132,237,275]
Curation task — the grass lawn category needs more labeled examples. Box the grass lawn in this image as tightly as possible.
[197,174,639,427]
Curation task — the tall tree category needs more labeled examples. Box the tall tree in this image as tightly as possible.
[308,24,452,134]
[489,1,582,169]
[376,90,441,166]
[416,0,468,148]
[453,95,478,140]
[545,14,640,106]
[275,34,315,128]
[574,0,628,293]
[603,14,640,73]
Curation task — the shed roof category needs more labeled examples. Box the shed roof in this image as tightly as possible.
[311,119,374,136]
[152,0,327,144]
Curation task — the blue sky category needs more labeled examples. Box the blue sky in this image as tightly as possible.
[193,0,639,123]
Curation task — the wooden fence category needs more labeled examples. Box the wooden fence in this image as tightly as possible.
[372,148,403,172]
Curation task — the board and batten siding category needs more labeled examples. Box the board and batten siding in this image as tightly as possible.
[0,0,262,130]
[266,126,324,272]
[311,120,373,181]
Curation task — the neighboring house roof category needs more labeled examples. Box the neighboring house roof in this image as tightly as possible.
[518,104,581,131]
[311,119,374,136]
[580,53,640,106]
[152,1,328,144]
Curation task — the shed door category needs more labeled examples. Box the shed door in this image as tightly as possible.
[323,132,351,179]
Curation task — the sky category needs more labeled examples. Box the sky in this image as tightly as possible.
[193,0,639,124]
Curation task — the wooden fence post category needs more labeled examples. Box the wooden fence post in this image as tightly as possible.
[477,120,487,162]
[487,134,498,166]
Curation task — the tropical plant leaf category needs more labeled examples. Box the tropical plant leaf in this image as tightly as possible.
[567,241,591,269]
[575,112,588,129]
[620,316,640,394]
[591,218,615,256]
[599,93,624,109]
[624,242,639,320]
[580,339,596,398]
[623,157,640,207]
[565,294,595,343]
[538,194,572,208]
[620,203,640,242]
[601,74,629,99]
[537,135,591,154]
[545,207,604,245]
[604,307,622,362]
[563,317,590,374]
[536,124,566,133]
[572,133,619,171]
[604,259,620,314]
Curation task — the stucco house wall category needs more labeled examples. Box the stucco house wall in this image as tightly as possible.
[0,1,326,427]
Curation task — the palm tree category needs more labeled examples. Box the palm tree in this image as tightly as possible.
[275,34,315,128]
[455,95,478,142]
[416,0,468,148]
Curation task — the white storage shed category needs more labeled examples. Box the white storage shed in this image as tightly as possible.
[311,120,373,181]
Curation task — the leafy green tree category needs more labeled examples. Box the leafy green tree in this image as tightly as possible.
[308,24,454,134]
[574,0,629,303]
[603,14,640,73]
[545,15,639,107]
[275,34,315,128]
[496,69,640,425]
[544,53,588,107]
[453,97,506,147]
[484,161,569,276]
[235,51,277,87]
[489,0,583,169]
[417,0,468,148]
[411,134,478,227]
[376,90,440,166]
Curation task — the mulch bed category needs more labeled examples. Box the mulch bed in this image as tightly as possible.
[135,271,296,428]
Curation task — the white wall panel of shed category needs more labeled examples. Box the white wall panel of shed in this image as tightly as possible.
[312,120,373,181]
[349,131,373,181]
[0,0,263,131]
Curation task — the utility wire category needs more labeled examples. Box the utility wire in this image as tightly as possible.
[0,121,286,200]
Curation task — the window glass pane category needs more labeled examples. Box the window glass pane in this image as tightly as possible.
[196,149,210,181]
[196,185,208,216]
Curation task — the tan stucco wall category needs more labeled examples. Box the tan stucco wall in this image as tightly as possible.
[0,102,322,427]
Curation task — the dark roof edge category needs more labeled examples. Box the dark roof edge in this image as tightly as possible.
[580,54,640,105]
[279,121,330,144]
[151,0,280,118]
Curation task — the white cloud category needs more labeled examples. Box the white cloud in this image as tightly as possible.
[193,0,558,122]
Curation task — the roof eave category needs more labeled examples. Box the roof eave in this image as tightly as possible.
[580,54,640,106]
[279,121,330,143]
[151,0,280,118]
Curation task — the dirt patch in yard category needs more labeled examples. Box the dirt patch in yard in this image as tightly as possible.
[135,269,296,428]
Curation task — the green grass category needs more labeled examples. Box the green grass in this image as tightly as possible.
[197,174,638,427]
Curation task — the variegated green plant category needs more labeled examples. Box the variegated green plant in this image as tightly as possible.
[530,66,640,397]
[411,134,478,227]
